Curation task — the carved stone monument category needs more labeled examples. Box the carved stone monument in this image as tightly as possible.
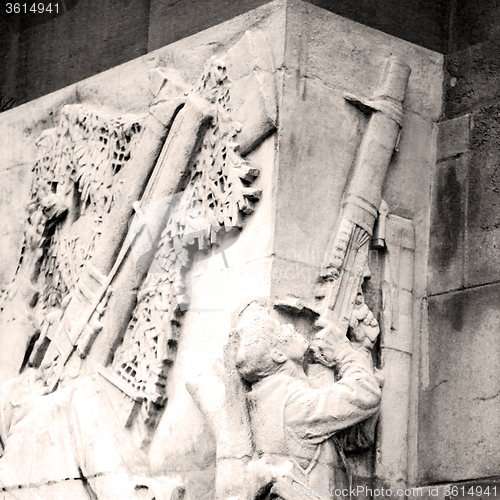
[0,1,443,499]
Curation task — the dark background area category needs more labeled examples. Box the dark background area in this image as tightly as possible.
[0,0,491,111]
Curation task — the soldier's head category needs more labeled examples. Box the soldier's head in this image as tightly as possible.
[235,302,309,383]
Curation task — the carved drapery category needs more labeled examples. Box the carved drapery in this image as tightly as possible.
[0,28,278,499]
[185,55,412,500]
[0,17,422,500]
[0,106,144,384]
[148,55,261,304]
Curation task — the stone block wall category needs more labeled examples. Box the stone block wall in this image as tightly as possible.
[420,13,500,486]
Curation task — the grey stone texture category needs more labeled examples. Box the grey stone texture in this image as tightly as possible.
[448,0,500,53]
[271,0,441,308]
[428,155,467,295]
[436,12,500,292]
[0,0,151,108]
[436,114,471,161]
[0,0,499,496]
[445,38,500,119]
[419,285,500,483]
[3,0,500,116]
[466,102,500,287]
[422,3,500,488]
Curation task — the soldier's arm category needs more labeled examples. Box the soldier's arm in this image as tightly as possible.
[285,324,381,442]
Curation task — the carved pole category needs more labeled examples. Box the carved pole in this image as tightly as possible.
[39,96,213,390]
[28,100,183,370]
[314,56,411,331]
[274,58,411,495]
[89,95,214,366]
[89,98,186,277]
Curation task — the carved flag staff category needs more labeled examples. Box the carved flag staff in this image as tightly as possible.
[312,56,411,331]
[265,55,412,500]
[36,94,213,392]
[187,56,411,500]
[31,31,278,409]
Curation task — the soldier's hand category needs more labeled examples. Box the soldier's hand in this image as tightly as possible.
[309,319,349,366]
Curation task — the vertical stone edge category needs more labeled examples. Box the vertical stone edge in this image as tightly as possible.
[375,215,415,494]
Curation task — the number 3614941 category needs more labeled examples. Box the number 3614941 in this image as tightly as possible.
[6,3,60,13]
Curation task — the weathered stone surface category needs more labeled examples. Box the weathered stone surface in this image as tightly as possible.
[148,137,275,474]
[445,38,500,119]
[428,155,467,295]
[0,0,450,115]
[375,349,412,488]
[283,0,443,121]
[267,12,438,494]
[0,4,286,292]
[148,0,274,52]
[0,16,283,497]
[419,285,500,483]
[465,102,500,287]
[450,0,500,52]
[271,74,362,304]
[0,165,31,286]
[380,215,415,355]
[231,302,381,499]
[0,0,150,109]
[0,0,451,116]
[148,258,275,499]
[436,114,471,161]
[147,0,449,55]
[374,215,414,492]
[0,89,77,286]
[382,113,434,221]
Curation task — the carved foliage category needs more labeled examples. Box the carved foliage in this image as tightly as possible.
[23,106,143,312]
[152,57,261,301]
[112,57,263,428]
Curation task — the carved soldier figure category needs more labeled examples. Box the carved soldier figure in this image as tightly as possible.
[235,302,381,499]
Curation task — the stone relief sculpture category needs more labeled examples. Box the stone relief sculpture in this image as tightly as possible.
[0,30,277,498]
[187,288,383,500]
[0,105,145,383]
[0,368,184,499]
[236,302,381,499]
[0,19,414,500]
[187,55,411,500]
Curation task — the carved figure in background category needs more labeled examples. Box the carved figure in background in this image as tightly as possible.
[235,302,381,500]
[0,26,275,443]
[0,369,183,499]
[349,291,380,353]
[0,106,145,385]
